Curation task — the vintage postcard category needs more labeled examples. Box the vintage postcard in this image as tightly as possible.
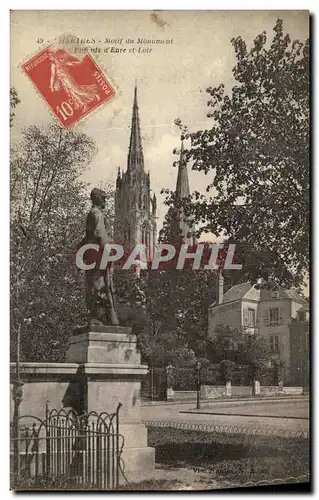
[10,10,310,492]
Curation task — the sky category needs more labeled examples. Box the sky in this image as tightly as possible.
[10,10,309,236]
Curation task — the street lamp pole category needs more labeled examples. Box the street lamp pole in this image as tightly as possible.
[196,361,202,410]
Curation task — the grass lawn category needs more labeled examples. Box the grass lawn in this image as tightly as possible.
[144,426,310,489]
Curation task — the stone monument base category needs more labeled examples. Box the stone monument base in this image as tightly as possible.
[65,324,155,481]
[10,325,155,485]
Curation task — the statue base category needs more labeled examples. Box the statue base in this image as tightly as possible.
[66,325,140,364]
[65,324,155,482]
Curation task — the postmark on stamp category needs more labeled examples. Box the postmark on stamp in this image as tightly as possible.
[22,42,116,128]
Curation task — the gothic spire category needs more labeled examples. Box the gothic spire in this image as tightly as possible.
[128,85,144,170]
[170,136,195,245]
[152,192,157,216]
[175,136,190,201]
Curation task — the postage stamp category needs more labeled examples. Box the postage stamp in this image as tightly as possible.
[22,43,116,128]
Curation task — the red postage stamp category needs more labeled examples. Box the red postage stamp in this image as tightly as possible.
[22,44,116,128]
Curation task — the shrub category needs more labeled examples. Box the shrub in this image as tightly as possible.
[219,360,236,383]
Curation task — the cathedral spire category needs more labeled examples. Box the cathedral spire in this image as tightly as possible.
[167,136,195,245]
[175,136,190,201]
[152,192,157,216]
[128,85,144,170]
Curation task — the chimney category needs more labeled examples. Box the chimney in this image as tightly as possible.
[217,270,224,304]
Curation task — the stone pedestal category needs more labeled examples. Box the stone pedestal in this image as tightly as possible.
[167,387,175,400]
[253,380,261,396]
[226,381,232,397]
[65,325,155,481]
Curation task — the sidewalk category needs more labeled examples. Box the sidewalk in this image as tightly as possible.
[142,394,309,406]
[141,398,309,434]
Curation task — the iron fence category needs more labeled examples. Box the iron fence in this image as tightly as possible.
[141,365,282,400]
[10,403,124,490]
[142,419,309,439]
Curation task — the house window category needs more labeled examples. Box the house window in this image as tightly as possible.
[247,308,256,327]
[243,307,256,327]
[270,335,279,354]
[270,308,279,325]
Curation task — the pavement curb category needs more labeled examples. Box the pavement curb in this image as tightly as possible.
[142,394,309,407]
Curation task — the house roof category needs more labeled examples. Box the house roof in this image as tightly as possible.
[283,288,309,305]
[297,305,309,313]
[220,282,253,304]
[210,280,309,308]
[259,285,308,305]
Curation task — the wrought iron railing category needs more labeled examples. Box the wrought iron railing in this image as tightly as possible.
[10,403,124,490]
[142,419,309,439]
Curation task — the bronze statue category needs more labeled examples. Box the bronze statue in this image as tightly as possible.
[83,188,119,326]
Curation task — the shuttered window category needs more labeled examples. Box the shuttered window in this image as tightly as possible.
[243,308,249,326]
[270,308,279,324]
[243,308,256,327]
[264,310,270,325]
[270,335,280,353]
[279,308,283,324]
[269,308,284,325]
[248,308,255,327]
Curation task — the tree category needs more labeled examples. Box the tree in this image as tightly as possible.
[114,266,217,368]
[176,19,309,288]
[10,122,104,361]
[219,359,236,396]
[10,87,20,127]
[241,334,272,395]
[207,324,246,364]
[241,333,271,366]
[207,324,272,393]
[274,359,285,387]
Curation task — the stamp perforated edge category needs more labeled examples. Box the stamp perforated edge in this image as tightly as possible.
[17,32,120,130]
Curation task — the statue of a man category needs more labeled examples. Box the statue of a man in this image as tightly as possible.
[83,188,119,326]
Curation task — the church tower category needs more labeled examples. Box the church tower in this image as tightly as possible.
[114,86,157,259]
[161,136,196,245]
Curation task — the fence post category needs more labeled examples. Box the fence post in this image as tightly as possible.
[116,403,122,488]
[12,380,23,483]
[45,402,51,475]
[12,416,20,484]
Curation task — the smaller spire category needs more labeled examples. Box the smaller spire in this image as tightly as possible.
[152,192,157,216]
[168,136,195,245]
[175,136,190,202]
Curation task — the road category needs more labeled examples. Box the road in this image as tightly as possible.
[141,397,309,434]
